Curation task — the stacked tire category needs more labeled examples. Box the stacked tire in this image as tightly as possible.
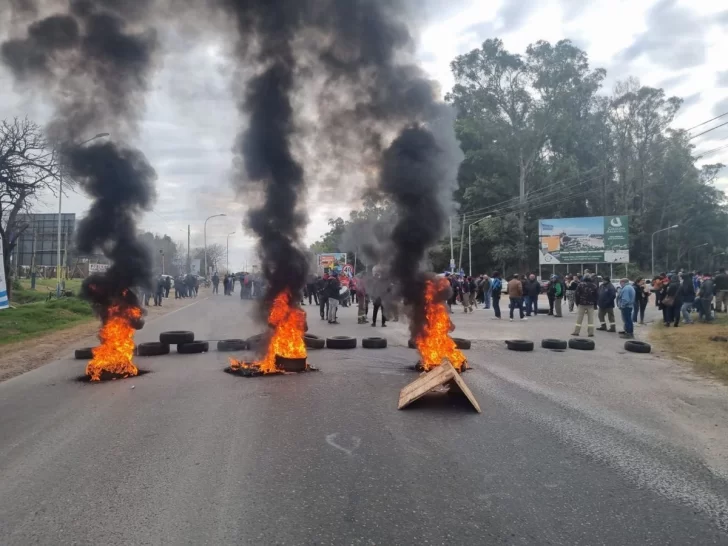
[158,331,208,354]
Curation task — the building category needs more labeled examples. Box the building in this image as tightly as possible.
[13,213,75,274]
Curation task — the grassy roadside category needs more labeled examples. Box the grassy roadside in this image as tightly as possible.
[0,298,94,346]
[651,314,728,382]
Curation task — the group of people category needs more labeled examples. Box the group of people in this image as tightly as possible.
[651,269,727,327]
[211,272,264,299]
[140,274,198,307]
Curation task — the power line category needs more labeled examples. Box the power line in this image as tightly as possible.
[686,111,728,132]
[689,120,728,140]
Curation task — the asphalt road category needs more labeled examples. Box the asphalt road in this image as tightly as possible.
[1,294,728,545]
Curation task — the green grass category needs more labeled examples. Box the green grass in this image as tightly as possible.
[651,314,728,382]
[18,278,83,292]
[0,298,95,346]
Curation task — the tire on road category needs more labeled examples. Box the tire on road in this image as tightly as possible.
[303,334,326,350]
[217,339,248,352]
[74,347,95,360]
[505,339,534,352]
[541,338,568,350]
[159,330,195,345]
[568,337,595,351]
[246,333,268,350]
[624,340,651,354]
[362,337,387,349]
[326,336,357,349]
[137,342,170,357]
[452,337,471,350]
[177,341,209,354]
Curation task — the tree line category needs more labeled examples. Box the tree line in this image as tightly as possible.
[311,38,728,276]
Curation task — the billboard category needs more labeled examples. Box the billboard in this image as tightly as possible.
[190,259,201,275]
[317,253,347,272]
[538,216,629,264]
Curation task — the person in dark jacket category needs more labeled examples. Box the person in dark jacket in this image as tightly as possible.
[212,273,220,294]
[524,274,540,316]
[680,272,696,325]
[715,268,728,313]
[697,274,715,322]
[490,271,503,319]
[660,274,683,327]
[632,278,649,324]
[572,275,598,337]
[596,276,617,332]
[317,275,328,319]
[164,275,171,298]
[154,276,165,306]
[326,273,340,324]
[306,275,318,306]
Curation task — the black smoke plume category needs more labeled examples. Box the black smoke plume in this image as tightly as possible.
[1,0,159,319]
[309,1,463,338]
[219,1,310,320]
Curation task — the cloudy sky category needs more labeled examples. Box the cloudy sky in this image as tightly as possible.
[1,0,726,271]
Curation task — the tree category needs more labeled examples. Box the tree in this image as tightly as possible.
[0,118,60,297]
[445,39,727,275]
[193,243,225,274]
[138,232,183,276]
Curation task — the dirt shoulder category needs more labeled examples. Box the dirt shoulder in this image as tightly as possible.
[0,291,209,383]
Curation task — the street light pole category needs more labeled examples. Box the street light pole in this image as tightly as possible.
[651,224,679,278]
[468,215,492,276]
[688,243,708,271]
[204,213,226,279]
[56,132,109,296]
[226,231,236,273]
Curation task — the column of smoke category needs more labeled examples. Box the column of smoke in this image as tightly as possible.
[308,0,464,338]
[217,0,309,321]
[1,0,159,319]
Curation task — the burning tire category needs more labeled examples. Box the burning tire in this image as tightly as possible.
[541,338,568,350]
[177,341,209,354]
[74,347,95,360]
[505,339,534,352]
[569,338,595,351]
[624,340,651,354]
[451,337,471,350]
[217,339,248,352]
[137,342,170,357]
[303,334,325,350]
[159,330,195,345]
[362,337,387,349]
[326,336,357,349]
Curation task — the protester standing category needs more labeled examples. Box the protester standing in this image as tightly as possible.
[565,275,578,312]
[680,272,696,325]
[212,273,219,295]
[523,274,540,316]
[596,276,617,332]
[617,278,635,339]
[490,271,502,320]
[632,277,649,325]
[697,273,715,322]
[326,273,340,324]
[572,275,598,337]
[715,268,728,313]
[507,274,525,321]
[661,275,683,327]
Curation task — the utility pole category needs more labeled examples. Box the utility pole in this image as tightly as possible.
[449,217,455,272]
[30,232,37,289]
[457,216,465,273]
[187,224,191,275]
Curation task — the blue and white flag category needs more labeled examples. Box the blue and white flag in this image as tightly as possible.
[0,236,8,310]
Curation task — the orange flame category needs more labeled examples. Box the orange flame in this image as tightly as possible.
[86,305,142,381]
[415,278,466,372]
[230,289,307,373]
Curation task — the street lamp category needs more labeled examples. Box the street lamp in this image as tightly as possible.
[651,224,679,278]
[688,242,709,271]
[204,213,226,278]
[468,215,492,276]
[57,132,110,296]
[226,231,236,273]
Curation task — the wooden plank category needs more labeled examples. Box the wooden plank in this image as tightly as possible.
[448,374,482,413]
[398,362,481,413]
[399,363,454,399]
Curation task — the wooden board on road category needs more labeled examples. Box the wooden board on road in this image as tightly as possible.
[398,361,481,413]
